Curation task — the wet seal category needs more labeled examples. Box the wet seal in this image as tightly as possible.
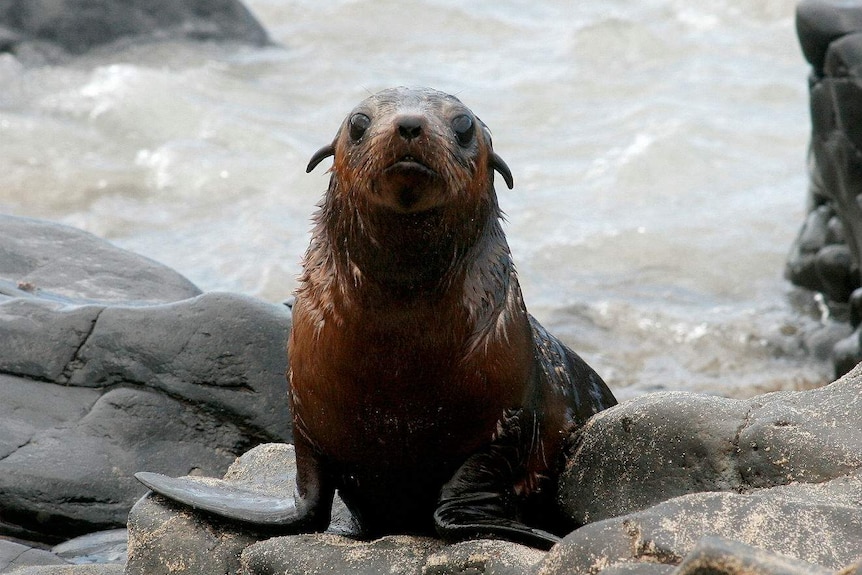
[136,87,617,549]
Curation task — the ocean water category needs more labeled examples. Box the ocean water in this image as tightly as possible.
[0,0,832,399]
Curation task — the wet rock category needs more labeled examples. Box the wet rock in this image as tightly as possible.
[0,216,292,543]
[2,566,124,575]
[241,534,443,575]
[51,529,128,565]
[673,536,830,575]
[126,444,356,575]
[786,2,862,376]
[127,444,547,575]
[422,539,546,575]
[552,365,862,574]
[542,473,862,575]
[0,540,67,573]
[0,0,269,58]
[0,215,200,305]
[238,537,546,575]
[797,0,862,76]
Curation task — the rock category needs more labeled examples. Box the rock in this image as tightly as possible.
[541,473,862,574]
[0,0,269,58]
[558,392,752,524]
[240,535,443,575]
[797,0,862,75]
[126,444,355,575]
[0,215,201,305]
[51,529,128,565]
[786,2,862,376]
[673,536,830,575]
[551,365,862,574]
[0,540,67,573]
[0,216,292,543]
[127,443,546,575]
[2,566,124,575]
[422,539,547,575]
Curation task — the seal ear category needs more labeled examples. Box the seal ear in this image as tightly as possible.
[306,144,335,173]
[491,152,514,190]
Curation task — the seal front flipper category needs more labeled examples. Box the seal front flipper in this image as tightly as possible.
[134,441,334,532]
[434,490,562,550]
[134,472,310,525]
[433,409,562,550]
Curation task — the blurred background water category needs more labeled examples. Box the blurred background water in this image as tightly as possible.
[0,0,831,399]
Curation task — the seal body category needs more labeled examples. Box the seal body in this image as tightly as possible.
[137,86,617,549]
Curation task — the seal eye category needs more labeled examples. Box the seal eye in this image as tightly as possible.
[349,113,371,142]
[452,115,475,147]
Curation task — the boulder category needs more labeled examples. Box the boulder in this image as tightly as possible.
[549,364,862,573]
[0,0,269,58]
[0,215,201,305]
[0,216,292,543]
[786,1,862,376]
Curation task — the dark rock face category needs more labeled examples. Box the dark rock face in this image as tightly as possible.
[786,1,862,376]
[0,0,269,57]
[0,215,292,543]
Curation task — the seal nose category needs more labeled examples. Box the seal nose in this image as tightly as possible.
[396,115,424,141]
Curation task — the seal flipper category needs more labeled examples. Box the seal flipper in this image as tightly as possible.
[433,409,561,550]
[135,472,311,525]
[134,440,334,532]
[434,489,561,550]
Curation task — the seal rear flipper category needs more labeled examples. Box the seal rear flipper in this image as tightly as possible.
[433,409,560,550]
[434,491,561,550]
[134,471,333,531]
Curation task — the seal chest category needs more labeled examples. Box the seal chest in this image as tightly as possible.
[136,86,617,549]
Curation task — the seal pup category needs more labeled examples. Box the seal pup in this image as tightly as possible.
[137,86,617,549]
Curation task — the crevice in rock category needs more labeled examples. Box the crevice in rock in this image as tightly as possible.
[3,545,31,571]
[58,307,104,383]
[731,403,757,490]
[0,437,33,465]
[0,369,56,384]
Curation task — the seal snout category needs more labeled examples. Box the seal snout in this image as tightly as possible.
[396,114,425,141]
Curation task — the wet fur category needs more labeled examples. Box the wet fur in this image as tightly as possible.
[136,87,616,549]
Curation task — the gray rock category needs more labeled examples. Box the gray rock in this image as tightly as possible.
[550,365,862,574]
[0,540,67,573]
[240,535,444,575]
[560,365,862,524]
[0,215,201,305]
[2,566,124,575]
[127,443,547,575]
[126,444,357,575]
[0,0,269,57]
[673,536,830,575]
[540,473,862,574]
[51,529,127,565]
[559,392,751,524]
[422,539,547,575]
[0,216,292,543]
